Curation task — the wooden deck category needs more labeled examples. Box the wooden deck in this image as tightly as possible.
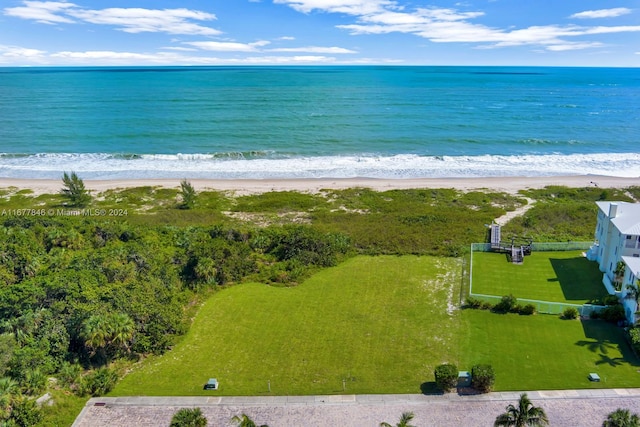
[488,223,530,264]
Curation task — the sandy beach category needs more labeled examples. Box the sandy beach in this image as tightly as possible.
[2,175,640,196]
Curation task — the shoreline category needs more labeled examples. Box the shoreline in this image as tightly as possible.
[2,175,640,196]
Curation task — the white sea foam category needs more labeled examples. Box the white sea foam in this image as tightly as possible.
[0,152,639,180]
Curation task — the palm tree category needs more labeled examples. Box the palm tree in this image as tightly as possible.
[60,171,91,207]
[231,413,269,427]
[82,312,135,362]
[494,393,549,427]
[170,407,207,427]
[107,313,134,350]
[0,377,19,420]
[82,315,108,355]
[380,411,416,427]
[603,408,640,427]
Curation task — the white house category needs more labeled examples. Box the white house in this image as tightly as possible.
[588,201,640,322]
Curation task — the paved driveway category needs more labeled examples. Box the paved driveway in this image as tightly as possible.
[73,389,640,427]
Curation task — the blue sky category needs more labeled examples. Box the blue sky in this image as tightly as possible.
[1,0,639,66]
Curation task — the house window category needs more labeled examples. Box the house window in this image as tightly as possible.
[626,235,636,249]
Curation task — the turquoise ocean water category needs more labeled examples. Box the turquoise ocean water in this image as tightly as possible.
[0,66,638,179]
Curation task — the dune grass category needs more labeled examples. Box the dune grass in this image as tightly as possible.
[113,255,640,396]
[471,250,607,304]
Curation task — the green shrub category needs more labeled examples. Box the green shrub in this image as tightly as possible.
[434,363,458,393]
[603,295,620,306]
[9,395,42,427]
[58,362,83,389]
[471,364,495,393]
[601,304,626,323]
[562,307,579,320]
[79,367,118,397]
[493,294,517,313]
[628,327,640,355]
[480,301,494,310]
[519,304,536,315]
[465,297,482,309]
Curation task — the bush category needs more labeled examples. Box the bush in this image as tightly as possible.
[79,367,119,396]
[471,364,495,393]
[601,304,626,323]
[9,395,42,427]
[493,294,517,313]
[480,301,494,310]
[603,295,620,306]
[628,327,640,355]
[58,362,83,389]
[562,307,579,320]
[434,363,458,393]
[465,297,482,309]
[170,407,207,427]
[519,304,536,315]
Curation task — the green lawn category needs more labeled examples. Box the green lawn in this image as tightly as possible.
[462,310,640,390]
[113,256,464,396]
[471,250,607,303]
[113,255,640,396]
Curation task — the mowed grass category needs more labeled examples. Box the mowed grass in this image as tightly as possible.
[462,310,640,390]
[471,250,607,303]
[113,256,464,396]
[113,255,640,396]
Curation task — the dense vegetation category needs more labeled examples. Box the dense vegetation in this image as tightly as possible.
[504,186,636,241]
[0,183,637,424]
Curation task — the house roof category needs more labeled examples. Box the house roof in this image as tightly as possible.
[622,256,640,278]
[596,201,640,235]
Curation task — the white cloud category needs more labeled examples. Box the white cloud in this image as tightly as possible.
[278,36,296,40]
[69,8,219,35]
[0,44,47,57]
[4,1,76,24]
[160,46,198,52]
[51,50,163,60]
[273,0,395,15]
[0,44,49,64]
[276,1,640,52]
[185,40,271,52]
[241,55,335,63]
[269,46,356,53]
[545,42,604,51]
[3,1,220,35]
[570,8,632,19]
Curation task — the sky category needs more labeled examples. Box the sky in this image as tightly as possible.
[1,0,639,66]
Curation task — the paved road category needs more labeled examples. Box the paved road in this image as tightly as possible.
[73,389,640,426]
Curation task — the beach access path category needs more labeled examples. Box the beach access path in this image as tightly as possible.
[73,388,640,427]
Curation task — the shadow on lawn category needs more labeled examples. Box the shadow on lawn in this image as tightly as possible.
[549,257,606,301]
[575,319,640,367]
[420,381,445,395]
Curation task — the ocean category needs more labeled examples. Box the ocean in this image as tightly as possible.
[0,66,638,179]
